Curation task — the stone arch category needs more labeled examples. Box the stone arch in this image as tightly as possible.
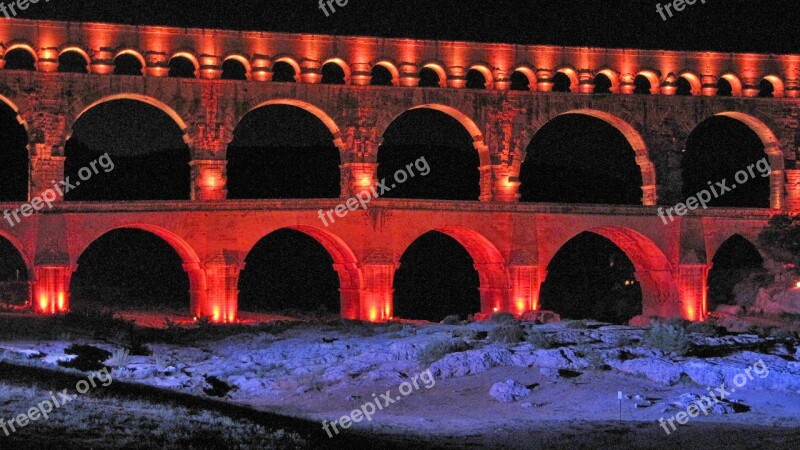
[555,67,579,90]
[636,70,661,94]
[419,60,447,87]
[115,49,147,69]
[0,230,34,279]
[322,58,351,84]
[518,109,657,205]
[677,71,702,96]
[5,41,37,61]
[272,55,301,81]
[244,226,362,319]
[59,46,90,64]
[0,94,30,135]
[545,227,679,318]
[595,68,620,93]
[70,94,190,144]
[169,51,200,77]
[244,99,341,141]
[400,104,489,166]
[718,73,743,96]
[223,54,252,79]
[761,75,785,98]
[73,224,207,315]
[510,64,536,91]
[370,59,400,86]
[397,226,509,314]
[708,111,784,209]
[468,63,494,89]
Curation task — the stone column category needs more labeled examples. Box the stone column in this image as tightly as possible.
[509,264,539,314]
[33,265,71,314]
[398,62,420,87]
[300,59,322,84]
[144,51,170,77]
[190,160,227,200]
[785,169,800,211]
[198,55,222,79]
[491,165,520,202]
[678,264,709,321]
[251,55,273,82]
[201,252,242,323]
[447,66,467,89]
[536,69,554,92]
[360,249,396,321]
[89,48,116,75]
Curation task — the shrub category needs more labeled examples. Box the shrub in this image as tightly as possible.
[418,339,471,365]
[59,344,112,371]
[526,331,559,349]
[440,315,462,325]
[641,321,690,356]
[489,325,525,344]
[107,348,131,367]
[490,312,516,324]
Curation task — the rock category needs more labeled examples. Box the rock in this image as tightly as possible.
[430,346,514,378]
[521,310,561,324]
[628,315,657,328]
[490,380,532,403]
[714,305,744,316]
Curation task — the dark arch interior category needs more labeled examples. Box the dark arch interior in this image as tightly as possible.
[227,105,340,199]
[238,229,340,314]
[676,77,693,96]
[321,63,346,84]
[370,65,394,86]
[717,78,733,96]
[4,48,36,71]
[519,114,643,205]
[0,101,29,202]
[378,108,480,200]
[707,235,766,309]
[222,59,248,80]
[0,236,29,308]
[758,79,775,98]
[552,72,572,92]
[169,57,196,78]
[272,61,296,82]
[683,116,770,207]
[593,73,612,94]
[466,69,486,89]
[394,231,480,322]
[418,67,440,87]
[541,232,642,324]
[58,52,88,73]
[510,71,530,91]
[634,75,652,94]
[70,229,189,312]
[66,99,190,201]
[114,54,143,76]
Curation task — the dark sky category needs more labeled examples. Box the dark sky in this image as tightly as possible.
[18,0,798,54]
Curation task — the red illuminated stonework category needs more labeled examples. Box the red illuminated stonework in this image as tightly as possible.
[1,18,799,322]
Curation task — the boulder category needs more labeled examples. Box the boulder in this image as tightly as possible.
[489,379,532,403]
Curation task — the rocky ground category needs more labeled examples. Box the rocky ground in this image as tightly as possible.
[1,315,799,448]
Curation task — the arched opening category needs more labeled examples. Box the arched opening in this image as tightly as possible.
[394,231,481,322]
[378,107,480,200]
[510,70,531,91]
[676,76,693,96]
[66,98,190,201]
[271,61,297,82]
[718,74,743,97]
[683,116,771,207]
[0,236,30,309]
[634,75,652,94]
[758,79,775,98]
[0,99,29,202]
[519,113,645,205]
[466,69,487,89]
[238,228,343,315]
[707,235,766,311]
[222,58,248,80]
[321,62,346,85]
[370,64,394,86]
[418,67,441,87]
[114,52,144,76]
[552,72,572,92]
[541,232,642,324]
[168,55,196,78]
[227,102,340,199]
[717,78,733,96]
[70,229,191,314]
[593,73,613,94]
[3,48,36,71]
[58,51,88,73]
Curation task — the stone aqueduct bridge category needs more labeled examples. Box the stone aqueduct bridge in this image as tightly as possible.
[1,18,799,323]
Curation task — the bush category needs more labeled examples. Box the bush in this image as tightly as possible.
[526,331,559,349]
[641,321,690,356]
[490,312,516,324]
[419,339,471,365]
[59,344,112,371]
[489,324,525,344]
